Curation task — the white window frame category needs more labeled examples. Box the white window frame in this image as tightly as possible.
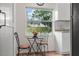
[25,7,54,36]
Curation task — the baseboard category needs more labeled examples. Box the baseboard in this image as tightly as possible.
[16,51,70,56]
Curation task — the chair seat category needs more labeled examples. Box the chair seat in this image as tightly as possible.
[19,44,30,49]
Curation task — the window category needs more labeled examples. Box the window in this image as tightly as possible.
[26,8,53,36]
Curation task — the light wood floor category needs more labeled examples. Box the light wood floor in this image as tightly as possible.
[17,51,70,56]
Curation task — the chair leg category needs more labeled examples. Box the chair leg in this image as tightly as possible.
[17,48,20,56]
[43,45,46,56]
[27,48,31,56]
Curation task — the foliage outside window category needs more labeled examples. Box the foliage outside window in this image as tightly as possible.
[26,8,52,36]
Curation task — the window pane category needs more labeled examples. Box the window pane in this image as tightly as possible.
[27,22,52,33]
[26,8,52,36]
[26,8,52,22]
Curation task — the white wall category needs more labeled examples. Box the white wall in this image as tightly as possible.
[15,3,71,54]
[57,3,70,20]
[0,3,14,56]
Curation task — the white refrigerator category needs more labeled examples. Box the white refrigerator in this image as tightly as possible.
[0,3,14,56]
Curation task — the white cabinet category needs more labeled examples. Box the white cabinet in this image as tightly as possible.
[62,32,71,54]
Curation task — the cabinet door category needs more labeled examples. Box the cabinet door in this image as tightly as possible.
[72,3,79,56]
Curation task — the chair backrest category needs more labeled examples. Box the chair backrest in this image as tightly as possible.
[14,32,20,47]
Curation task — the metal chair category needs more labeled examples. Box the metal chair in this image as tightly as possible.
[37,34,48,56]
[14,32,31,56]
[40,40,48,55]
